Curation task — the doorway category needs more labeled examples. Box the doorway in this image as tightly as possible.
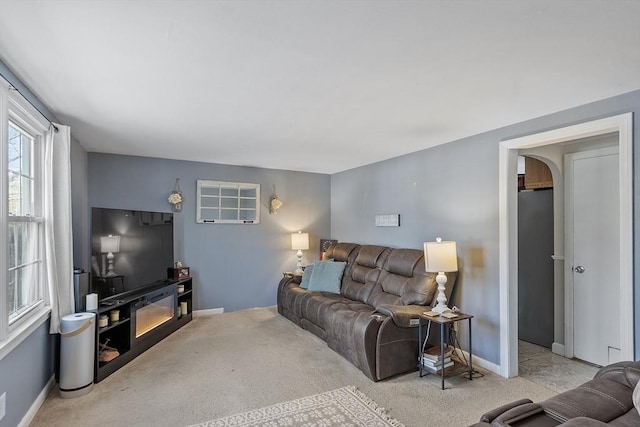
[498,113,633,378]
[517,157,554,349]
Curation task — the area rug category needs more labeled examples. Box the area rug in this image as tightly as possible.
[188,386,404,427]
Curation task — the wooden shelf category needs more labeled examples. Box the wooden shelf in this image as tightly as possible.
[524,157,553,190]
[98,318,130,333]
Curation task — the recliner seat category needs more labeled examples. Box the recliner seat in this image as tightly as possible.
[471,361,640,426]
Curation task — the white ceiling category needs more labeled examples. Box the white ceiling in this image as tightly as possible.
[0,1,638,174]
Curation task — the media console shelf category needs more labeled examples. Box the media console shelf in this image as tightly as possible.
[93,277,193,382]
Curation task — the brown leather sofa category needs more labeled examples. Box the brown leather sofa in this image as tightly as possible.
[277,242,456,381]
[471,361,640,426]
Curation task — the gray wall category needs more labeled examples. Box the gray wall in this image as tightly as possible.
[332,131,500,362]
[0,322,56,427]
[331,90,640,365]
[87,153,331,312]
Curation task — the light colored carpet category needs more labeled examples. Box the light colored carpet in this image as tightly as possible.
[188,385,403,427]
[30,307,557,427]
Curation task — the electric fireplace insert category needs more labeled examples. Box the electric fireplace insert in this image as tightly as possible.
[131,285,175,342]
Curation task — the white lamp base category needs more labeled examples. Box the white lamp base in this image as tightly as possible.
[294,249,304,274]
[430,272,451,314]
[105,252,117,277]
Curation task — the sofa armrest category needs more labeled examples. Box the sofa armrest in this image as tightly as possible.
[594,360,640,389]
[375,304,426,327]
[477,398,534,423]
[277,275,302,316]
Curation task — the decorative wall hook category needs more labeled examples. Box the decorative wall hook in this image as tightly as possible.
[270,184,282,214]
[168,178,183,212]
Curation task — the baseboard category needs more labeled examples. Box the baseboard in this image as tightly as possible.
[552,342,565,356]
[193,308,224,317]
[18,374,55,427]
[454,349,501,376]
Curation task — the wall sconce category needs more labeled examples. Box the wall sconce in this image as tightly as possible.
[168,178,183,212]
[270,185,283,214]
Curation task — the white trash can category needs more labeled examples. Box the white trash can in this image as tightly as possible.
[59,312,95,398]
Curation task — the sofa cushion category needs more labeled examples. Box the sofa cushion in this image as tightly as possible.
[341,246,389,304]
[307,261,346,293]
[385,248,422,277]
[302,292,351,330]
[367,249,436,309]
[323,242,360,263]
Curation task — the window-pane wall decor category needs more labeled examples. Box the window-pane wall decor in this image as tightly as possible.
[196,180,260,224]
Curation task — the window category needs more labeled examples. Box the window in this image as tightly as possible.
[8,121,44,324]
[1,79,49,349]
[197,180,260,224]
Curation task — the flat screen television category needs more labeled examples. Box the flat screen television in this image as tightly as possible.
[90,207,174,300]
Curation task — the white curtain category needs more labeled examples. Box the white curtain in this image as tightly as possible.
[44,123,74,334]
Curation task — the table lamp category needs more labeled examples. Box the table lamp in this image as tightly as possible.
[290,231,309,274]
[101,235,121,277]
[424,237,458,314]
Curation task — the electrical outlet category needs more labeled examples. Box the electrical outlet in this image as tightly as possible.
[0,391,6,421]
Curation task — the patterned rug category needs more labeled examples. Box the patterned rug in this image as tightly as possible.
[188,386,404,427]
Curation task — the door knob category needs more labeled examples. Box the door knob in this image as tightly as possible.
[574,266,585,273]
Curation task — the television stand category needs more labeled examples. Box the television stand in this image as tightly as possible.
[93,277,193,382]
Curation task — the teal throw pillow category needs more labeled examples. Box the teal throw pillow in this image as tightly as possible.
[300,264,314,289]
[307,261,346,294]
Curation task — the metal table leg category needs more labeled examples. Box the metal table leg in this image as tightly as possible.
[469,316,473,380]
[441,321,445,390]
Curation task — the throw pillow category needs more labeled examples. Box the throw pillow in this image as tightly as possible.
[307,261,346,294]
[633,379,640,416]
[300,264,314,289]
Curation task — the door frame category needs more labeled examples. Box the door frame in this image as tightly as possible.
[498,113,633,378]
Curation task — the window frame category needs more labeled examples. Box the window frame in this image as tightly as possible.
[0,78,51,358]
[196,180,261,224]
[7,119,45,325]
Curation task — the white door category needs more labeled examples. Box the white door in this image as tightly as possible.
[566,147,619,367]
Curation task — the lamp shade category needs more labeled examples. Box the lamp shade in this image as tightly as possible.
[423,239,457,273]
[100,235,121,254]
[291,232,309,251]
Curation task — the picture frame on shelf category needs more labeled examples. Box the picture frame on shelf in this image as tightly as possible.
[168,266,190,280]
[320,239,338,260]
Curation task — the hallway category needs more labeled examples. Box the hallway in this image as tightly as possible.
[518,340,599,393]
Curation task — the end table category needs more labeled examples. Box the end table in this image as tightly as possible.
[418,311,473,389]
